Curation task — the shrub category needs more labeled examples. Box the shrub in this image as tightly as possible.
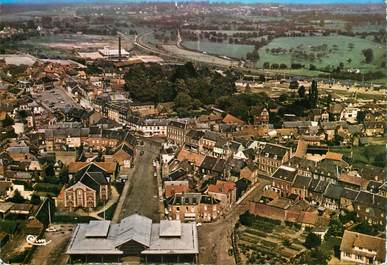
[12,180,33,191]
[304,232,321,249]
[7,248,31,263]
[97,203,117,220]
[33,183,62,195]
[239,212,255,226]
[30,193,41,205]
[53,213,96,223]
[0,220,19,234]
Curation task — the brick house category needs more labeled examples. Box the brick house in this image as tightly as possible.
[164,181,189,198]
[291,175,312,200]
[340,188,359,212]
[240,164,259,184]
[167,121,190,146]
[364,121,384,137]
[353,191,386,226]
[207,180,236,208]
[59,163,111,210]
[257,143,291,175]
[199,156,227,177]
[104,143,134,169]
[340,231,385,265]
[267,165,298,197]
[166,193,220,222]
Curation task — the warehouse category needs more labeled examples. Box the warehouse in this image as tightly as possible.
[66,214,198,263]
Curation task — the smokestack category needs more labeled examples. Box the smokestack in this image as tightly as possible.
[118,36,122,61]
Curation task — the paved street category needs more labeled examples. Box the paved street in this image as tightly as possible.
[198,180,269,265]
[116,139,161,222]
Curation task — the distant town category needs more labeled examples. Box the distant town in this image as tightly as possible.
[0,2,385,265]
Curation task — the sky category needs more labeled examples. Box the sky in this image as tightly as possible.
[0,0,384,4]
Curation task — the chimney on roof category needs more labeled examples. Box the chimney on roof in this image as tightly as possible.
[118,36,122,61]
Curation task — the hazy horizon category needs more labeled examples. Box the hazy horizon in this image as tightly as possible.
[1,0,384,5]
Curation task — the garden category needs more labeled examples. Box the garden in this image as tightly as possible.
[236,212,307,264]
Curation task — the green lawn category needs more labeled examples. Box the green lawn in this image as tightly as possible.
[257,35,384,73]
[332,144,386,167]
[182,40,255,59]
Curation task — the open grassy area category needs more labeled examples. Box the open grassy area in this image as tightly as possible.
[257,35,384,72]
[182,40,254,59]
[257,36,384,71]
[331,144,386,167]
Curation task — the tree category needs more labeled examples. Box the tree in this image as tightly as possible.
[289,80,299,90]
[245,84,252,94]
[2,116,14,127]
[30,193,41,205]
[278,93,288,103]
[44,163,55,179]
[309,80,318,108]
[58,166,69,184]
[298,85,306,98]
[325,216,343,239]
[174,92,193,116]
[239,212,255,226]
[356,111,366,124]
[304,232,321,249]
[326,94,332,107]
[263,62,270,69]
[362,48,374,64]
[9,189,25,203]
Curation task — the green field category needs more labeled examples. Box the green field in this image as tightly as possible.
[257,36,384,72]
[332,144,386,167]
[182,40,255,59]
[310,19,346,30]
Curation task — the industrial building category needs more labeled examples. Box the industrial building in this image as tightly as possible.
[66,214,199,263]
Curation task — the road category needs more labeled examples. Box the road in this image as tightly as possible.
[198,180,269,265]
[117,139,161,222]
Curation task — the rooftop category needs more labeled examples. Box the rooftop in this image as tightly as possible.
[66,214,198,256]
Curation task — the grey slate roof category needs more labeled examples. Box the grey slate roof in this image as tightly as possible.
[324,184,344,200]
[341,188,359,201]
[271,166,297,183]
[292,175,312,189]
[113,214,152,247]
[142,222,198,255]
[260,143,289,160]
[66,214,152,255]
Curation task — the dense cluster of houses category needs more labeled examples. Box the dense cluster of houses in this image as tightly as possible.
[0,54,386,264]
[157,118,386,229]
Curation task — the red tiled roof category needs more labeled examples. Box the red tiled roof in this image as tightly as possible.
[176,148,205,167]
[208,180,236,194]
[222,114,245,125]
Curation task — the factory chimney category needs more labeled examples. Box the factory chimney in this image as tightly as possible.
[118,36,122,61]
